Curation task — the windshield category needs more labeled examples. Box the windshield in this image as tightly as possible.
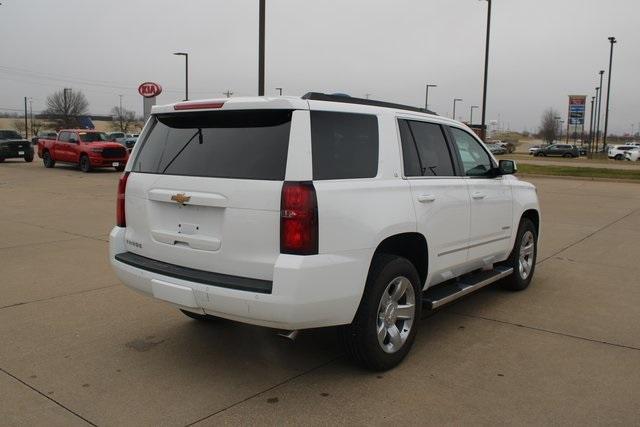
[79,132,108,142]
[0,130,22,140]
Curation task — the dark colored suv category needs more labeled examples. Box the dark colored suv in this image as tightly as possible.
[534,144,580,158]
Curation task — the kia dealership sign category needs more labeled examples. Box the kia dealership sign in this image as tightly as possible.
[138,82,163,98]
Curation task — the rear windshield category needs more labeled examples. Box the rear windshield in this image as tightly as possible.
[310,111,379,180]
[131,110,292,180]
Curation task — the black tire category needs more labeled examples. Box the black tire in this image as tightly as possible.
[180,309,216,321]
[42,151,55,168]
[615,154,623,160]
[0,157,5,163]
[500,218,537,291]
[115,164,125,172]
[79,155,91,173]
[562,153,572,158]
[340,254,422,371]
[24,152,34,163]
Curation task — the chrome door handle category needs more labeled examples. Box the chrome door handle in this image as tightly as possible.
[417,194,436,203]
[472,192,486,200]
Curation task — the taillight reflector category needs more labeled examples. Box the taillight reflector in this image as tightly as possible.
[280,182,318,255]
[116,172,129,227]
[174,101,225,110]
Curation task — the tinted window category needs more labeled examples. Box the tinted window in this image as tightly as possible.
[449,127,493,177]
[79,132,108,142]
[310,111,378,180]
[58,132,69,142]
[398,120,421,176]
[405,121,455,176]
[131,110,292,180]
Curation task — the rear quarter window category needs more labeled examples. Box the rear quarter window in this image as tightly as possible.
[131,110,292,180]
[310,111,378,180]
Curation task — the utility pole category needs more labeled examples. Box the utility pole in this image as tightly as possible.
[223,90,234,98]
[602,36,617,149]
[365,93,371,99]
[173,53,189,101]
[118,95,123,132]
[276,88,283,96]
[258,0,265,96]
[425,84,437,111]
[588,96,595,151]
[595,70,604,151]
[29,98,33,136]
[24,97,28,139]
[470,105,479,125]
[452,98,462,120]
[480,0,492,141]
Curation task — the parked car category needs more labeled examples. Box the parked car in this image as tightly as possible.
[609,145,640,160]
[31,131,58,146]
[623,147,640,161]
[120,136,137,152]
[534,144,579,158]
[108,132,126,143]
[486,143,507,155]
[38,129,128,172]
[109,93,541,371]
[528,145,543,155]
[0,129,34,162]
[126,133,139,138]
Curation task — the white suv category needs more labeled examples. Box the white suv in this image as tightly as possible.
[109,93,541,370]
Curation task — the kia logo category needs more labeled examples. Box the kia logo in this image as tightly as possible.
[138,82,163,98]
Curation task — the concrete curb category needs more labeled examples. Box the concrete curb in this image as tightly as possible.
[518,173,640,184]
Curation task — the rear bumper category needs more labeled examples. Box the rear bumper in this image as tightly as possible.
[109,227,370,330]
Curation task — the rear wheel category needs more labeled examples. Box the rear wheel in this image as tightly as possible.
[615,154,623,160]
[79,155,91,173]
[500,218,537,291]
[42,151,55,168]
[341,254,421,371]
[562,153,573,158]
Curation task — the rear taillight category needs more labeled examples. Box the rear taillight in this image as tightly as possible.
[116,172,129,227]
[280,181,318,255]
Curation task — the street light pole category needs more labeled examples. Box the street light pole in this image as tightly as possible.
[588,96,595,151]
[470,105,479,125]
[480,0,492,141]
[425,84,437,111]
[602,36,617,149]
[452,98,462,120]
[276,87,283,96]
[173,52,189,101]
[595,70,604,151]
[258,0,265,96]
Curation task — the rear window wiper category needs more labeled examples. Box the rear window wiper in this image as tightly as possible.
[161,128,202,174]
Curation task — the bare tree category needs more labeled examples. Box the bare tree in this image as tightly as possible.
[110,106,138,133]
[539,108,559,144]
[44,88,89,128]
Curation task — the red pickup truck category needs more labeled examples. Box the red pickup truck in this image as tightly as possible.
[38,129,128,172]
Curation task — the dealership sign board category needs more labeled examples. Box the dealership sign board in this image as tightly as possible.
[568,95,586,125]
[139,82,162,120]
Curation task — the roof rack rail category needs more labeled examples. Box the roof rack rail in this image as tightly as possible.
[301,92,437,115]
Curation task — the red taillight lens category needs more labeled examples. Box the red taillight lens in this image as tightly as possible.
[174,101,225,110]
[280,181,318,255]
[116,172,129,227]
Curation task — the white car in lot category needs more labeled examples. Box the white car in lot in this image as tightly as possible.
[110,93,541,370]
[609,144,640,160]
[624,147,640,161]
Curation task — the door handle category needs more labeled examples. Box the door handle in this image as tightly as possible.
[471,192,486,200]
[417,194,436,203]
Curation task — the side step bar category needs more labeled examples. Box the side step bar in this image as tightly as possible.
[422,266,513,310]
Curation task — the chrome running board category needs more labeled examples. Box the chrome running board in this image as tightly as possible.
[423,266,513,310]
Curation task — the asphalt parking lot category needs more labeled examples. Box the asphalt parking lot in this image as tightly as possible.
[1,160,639,426]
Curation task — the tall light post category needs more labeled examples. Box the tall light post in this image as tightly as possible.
[588,96,595,150]
[258,0,265,96]
[425,84,437,111]
[602,36,617,149]
[173,52,189,101]
[470,105,479,125]
[276,88,283,96]
[480,0,492,141]
[595,70,604,150]
[452,98,462,120]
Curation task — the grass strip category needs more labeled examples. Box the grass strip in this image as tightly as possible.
[518,163,640,181]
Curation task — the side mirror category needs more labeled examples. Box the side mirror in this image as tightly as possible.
[498,159,517,175]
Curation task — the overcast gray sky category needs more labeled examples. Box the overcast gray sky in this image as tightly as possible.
[1,0,638,134]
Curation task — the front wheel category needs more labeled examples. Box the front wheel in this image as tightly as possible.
[500,218,537,291]
[42,151,55,168]
[115,164,125,172]
[341,254,421,371]
[79,155,92,173]
[24,152,34,163]
[614,154,623,160]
